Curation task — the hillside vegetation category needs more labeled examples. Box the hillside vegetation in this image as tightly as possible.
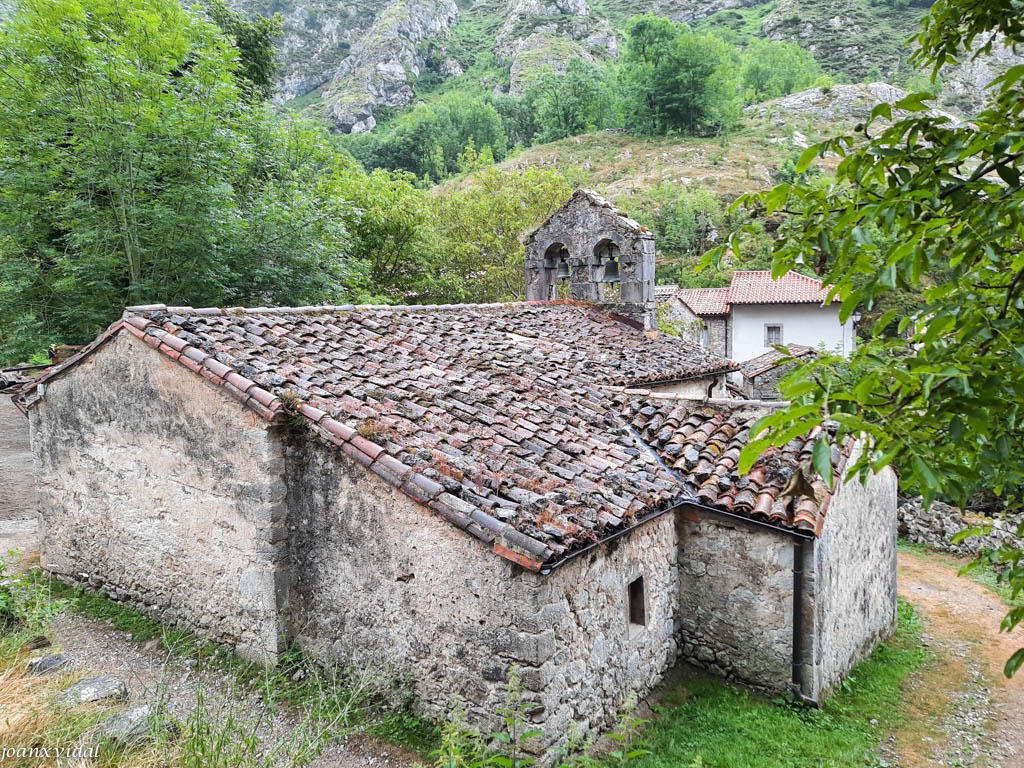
[243,0,946,133]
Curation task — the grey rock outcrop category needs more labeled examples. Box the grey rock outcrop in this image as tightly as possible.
[939,35,1024,115]
[898,497,1023,557]
[57,675,129,706]
[746,82,959,124]
[322,0,459,133]
[98,704,162,746]
[28,653,72,676]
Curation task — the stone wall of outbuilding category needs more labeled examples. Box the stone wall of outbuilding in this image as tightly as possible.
[810,452,899,698]
[674,510,801,691]
[532,514,680,741]
[284,433,683,758]
[29,333,289,660]
[282,432,543,725]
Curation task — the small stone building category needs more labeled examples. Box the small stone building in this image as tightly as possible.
[17,305,895,755]
[15,191,896,760]
[739,345,816,400]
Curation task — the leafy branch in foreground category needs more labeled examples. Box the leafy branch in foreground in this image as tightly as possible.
[703,0,1024,675]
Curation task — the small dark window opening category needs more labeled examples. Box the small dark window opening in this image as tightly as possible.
[628,576,646,626]
[765,324,783,346]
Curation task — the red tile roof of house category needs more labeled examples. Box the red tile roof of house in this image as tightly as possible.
[728,271,834,305]
[740,345,815,378]
[17,302,840,567]
[676,287,730,316]
[623,396,848,534]
[673,272,836,317]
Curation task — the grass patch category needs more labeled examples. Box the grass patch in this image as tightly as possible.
[21,575,442,760]
[631,598,928,768]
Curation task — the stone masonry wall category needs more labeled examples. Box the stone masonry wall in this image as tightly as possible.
[898,496,1024,557]
[29,332,288,660]
[283,435,547,730]
[744,362,798,401]
[532,514,680,741]
[707,317,728,359]
[811,452,898,698]
[675,510,802,690]
[285,435,682,758]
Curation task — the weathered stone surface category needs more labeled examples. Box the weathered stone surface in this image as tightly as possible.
[30,332,289,661]
[28,653,72,676]
[676,517,796,689]
[898,497,1023,557]
[98,704,160,745]
[523,189,660,330]
[746,82,959,124]
[811,443,898,697]
[533,514,679,740]
[323,0,459,133]
[57,676,129,706]
[0,397,35,521]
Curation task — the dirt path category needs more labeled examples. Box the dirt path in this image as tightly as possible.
[32,612,420,767]
[896,551,1024,767]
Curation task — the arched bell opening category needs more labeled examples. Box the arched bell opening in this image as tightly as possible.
[543,242,571,300]
[593,239,622,302]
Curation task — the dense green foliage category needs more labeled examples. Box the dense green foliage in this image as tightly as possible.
[351,23,838,181]
[344,91,509,181]
[524,59,617,143]
[206,0,283,102]
[0,0,359,363]
[619,15,741,137]
[740,38,823,103]
[715,0,1024,675]
[432,155,572,302]
[632,600,926,768]
[629,183,772,289]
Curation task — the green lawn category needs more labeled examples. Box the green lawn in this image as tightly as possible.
[630,599,927,768]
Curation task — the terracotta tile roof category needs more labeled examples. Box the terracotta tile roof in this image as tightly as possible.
[728,271,834,305]
[20,302,741,569]
[740,345,815,378]
[17,302,841,565]
[676,288,730,316]
[622,396,847,534]
[1,364,49,394]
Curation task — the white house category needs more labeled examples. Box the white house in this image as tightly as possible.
[658,271,857,363]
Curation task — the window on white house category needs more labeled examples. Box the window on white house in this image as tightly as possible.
[628,576,646,626]
[765,324,783,346]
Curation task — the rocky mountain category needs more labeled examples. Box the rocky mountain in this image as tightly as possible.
[230,0,1021,133]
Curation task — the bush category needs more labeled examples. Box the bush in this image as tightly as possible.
[0,554,65,630]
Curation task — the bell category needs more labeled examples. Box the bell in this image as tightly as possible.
[602,257,620,283]
[555,258,571,280]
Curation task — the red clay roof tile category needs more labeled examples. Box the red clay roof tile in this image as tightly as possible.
[728,271,835,305]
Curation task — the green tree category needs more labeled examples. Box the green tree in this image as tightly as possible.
[348,92,508,181]
[0,0,355,363]
[333,167,455,302]
[620,15,741,137]
[711,0,1024,675]
[739,38,823,103]
[432,164,572,302]
[206,0,283,101]
[524,59,616,142]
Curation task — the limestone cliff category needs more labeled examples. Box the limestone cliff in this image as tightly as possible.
[320,0,459,133]
[227,0,1013,132]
